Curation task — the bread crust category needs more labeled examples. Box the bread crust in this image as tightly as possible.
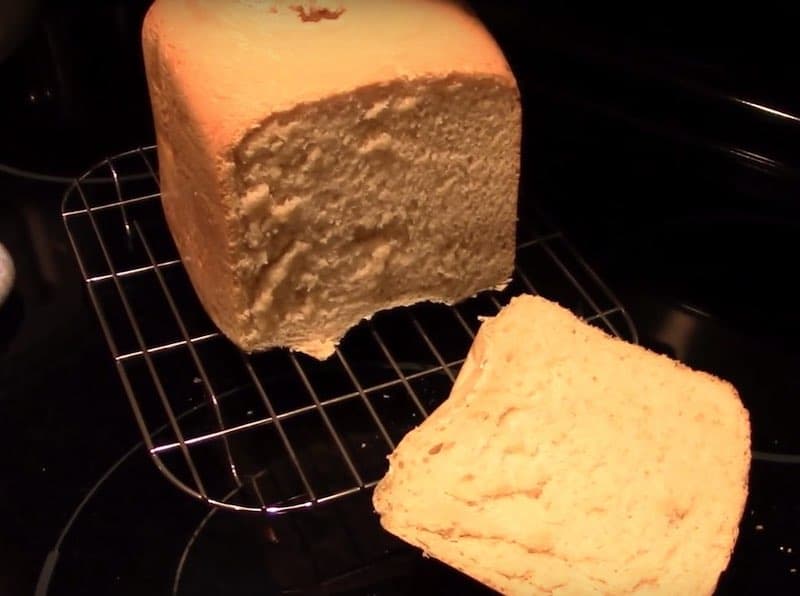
[143,0,516,157]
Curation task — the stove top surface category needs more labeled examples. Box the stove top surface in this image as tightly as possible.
[2,162,799,596]
[1,12,799,595]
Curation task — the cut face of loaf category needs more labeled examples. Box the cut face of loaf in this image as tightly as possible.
[141,0,521,359]
[373,294,751,596]
[231,78,519,357]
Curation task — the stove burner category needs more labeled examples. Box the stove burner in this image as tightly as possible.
[36,430,492,596]
[35,373,800,596]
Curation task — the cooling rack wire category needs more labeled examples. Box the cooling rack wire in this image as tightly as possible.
[62,146,638,514]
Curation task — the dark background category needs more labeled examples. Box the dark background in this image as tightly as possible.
[1,2,798,595]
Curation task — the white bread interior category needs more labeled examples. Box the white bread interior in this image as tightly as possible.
[373,294,751,595]
[141,0,521,358]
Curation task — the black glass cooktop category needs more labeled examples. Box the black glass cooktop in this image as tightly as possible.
[1,9,799,596]
[3,177,797,595]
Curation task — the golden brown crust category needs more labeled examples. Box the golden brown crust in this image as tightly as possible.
[142,9,246,336]
[142,0,516,157]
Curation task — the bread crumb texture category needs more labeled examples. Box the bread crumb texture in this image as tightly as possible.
[232,76,519,357]
[373,294,751,596]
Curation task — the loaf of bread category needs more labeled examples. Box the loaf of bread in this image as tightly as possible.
[373,294,751,595]
[141,0,521,358]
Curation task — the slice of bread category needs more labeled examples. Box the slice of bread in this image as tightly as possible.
[373,294,751,595]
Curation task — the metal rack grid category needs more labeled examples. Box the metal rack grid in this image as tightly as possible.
[62,145,638,515]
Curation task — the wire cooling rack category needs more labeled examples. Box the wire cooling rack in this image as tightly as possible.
[62,145,637,514]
